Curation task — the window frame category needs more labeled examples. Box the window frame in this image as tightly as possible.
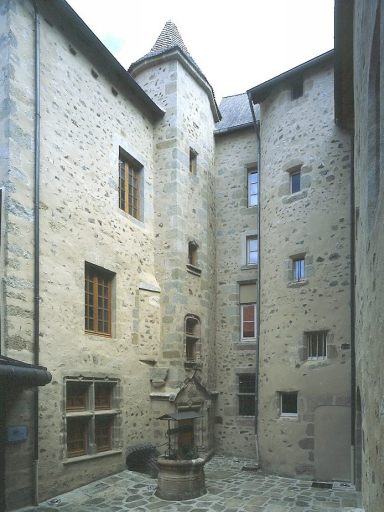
[292,257,305,282]
[280,391,298,417]
[306,331,327,360]
[64,378,118,459]
[246,235,258,266]
[85,263,114,337]
[118,151,142,220]
[247,168,258,207]
[290,169,301,194]
[237,373,256,416]
[240,303,256,341]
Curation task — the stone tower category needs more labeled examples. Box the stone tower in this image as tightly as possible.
[129,21,220,454]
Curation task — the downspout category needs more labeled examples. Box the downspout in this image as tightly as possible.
[349,135,356,482]
[247,93,261,460]
[33,1,41,505]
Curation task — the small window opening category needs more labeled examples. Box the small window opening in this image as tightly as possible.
[188,241,198,267]
[247,168,258,207]
[280,391,298,416]
[290,168,301,193]
[307,331,327,359]
[185,315,201,362]
[246,236,258,265]
[291,78,303,100]
[292,257,305,282]
[189,148,197,174]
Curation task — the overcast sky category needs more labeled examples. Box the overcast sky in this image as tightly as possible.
[67,0,334,102]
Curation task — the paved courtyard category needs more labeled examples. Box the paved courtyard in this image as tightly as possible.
[22,456,363,512]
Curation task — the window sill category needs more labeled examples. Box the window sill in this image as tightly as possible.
[287,279,308,288]
[234,342,257,351]
[63,449,122,465]
[280,414,298,419]
[184,361,203,369]
[65,409,119,418]
[236,416,255,427]
[241,264,258,270]
[186,264,202,276]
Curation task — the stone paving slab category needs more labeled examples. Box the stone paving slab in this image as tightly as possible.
[20,456,362,512]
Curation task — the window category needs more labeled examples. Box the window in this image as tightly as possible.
[247,168,258,207]
[118,151,141,220]
[246,236,258,265]
[185,315,201,362]
[65,379,118,458]
[85,263,114,336]
[292,257,305,282]
[238,374,255,416]
[291,78,303,100]
[307,331,327,359]
[189,148,197,174]
[290,169,301,193]
[188,241,198,266]
[280,391,298,416]
[239,282,256,341]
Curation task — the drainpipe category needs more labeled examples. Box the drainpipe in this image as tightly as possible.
[33,1,41,505]
[247,93,261,459]
[349,135,356,482]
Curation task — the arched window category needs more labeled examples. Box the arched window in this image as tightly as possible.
[184,315,201,362]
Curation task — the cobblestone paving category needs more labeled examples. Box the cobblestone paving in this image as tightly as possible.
[22,456,363,512]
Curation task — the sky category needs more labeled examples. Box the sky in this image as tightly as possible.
[67,0,334,102]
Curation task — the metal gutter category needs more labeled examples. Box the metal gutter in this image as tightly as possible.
[248,50,334,104]
[247,91,261,461]
[0,358,51,387]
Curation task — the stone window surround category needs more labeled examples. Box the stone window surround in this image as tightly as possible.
[184,314,201,365]
[282,160,312,200]
[299,329,338,363]
[241,231,258,268]
[189,147,198,175]
[285,250,313,287]
[63,376,121,464]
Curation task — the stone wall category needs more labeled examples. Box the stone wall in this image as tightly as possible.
[258,62,352,479]
[214,126,258,456]
[5,0,162,501]
[353,1,384,509]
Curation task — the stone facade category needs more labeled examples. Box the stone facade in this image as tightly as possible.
[254,59,352,480]
[214,124,258,456]
[2,0,380,510]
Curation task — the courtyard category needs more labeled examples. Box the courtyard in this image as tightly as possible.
[21,456,362,512]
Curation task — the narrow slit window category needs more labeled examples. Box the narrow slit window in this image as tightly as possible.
[247,168,258,207]
[185,315,201,362]
[290,169,301,193]
[189,148,197,174]
[291,78,303,100]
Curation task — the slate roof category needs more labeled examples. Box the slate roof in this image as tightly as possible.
[151,20,190,56]
[215,93,258,135]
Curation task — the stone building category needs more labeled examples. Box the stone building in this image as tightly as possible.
[0,0,381,510]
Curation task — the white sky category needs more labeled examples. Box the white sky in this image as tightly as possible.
[67,0,334,102]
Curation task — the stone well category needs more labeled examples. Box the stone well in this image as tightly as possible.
[155,456,206,500]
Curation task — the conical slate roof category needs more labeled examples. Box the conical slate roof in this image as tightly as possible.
[150,20,190,56]
[128,21,221,122]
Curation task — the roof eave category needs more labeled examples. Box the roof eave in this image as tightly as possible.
[248,50,334,104]
[130,47,221,123]
[36,0,165,122]
[214,122,255,137]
